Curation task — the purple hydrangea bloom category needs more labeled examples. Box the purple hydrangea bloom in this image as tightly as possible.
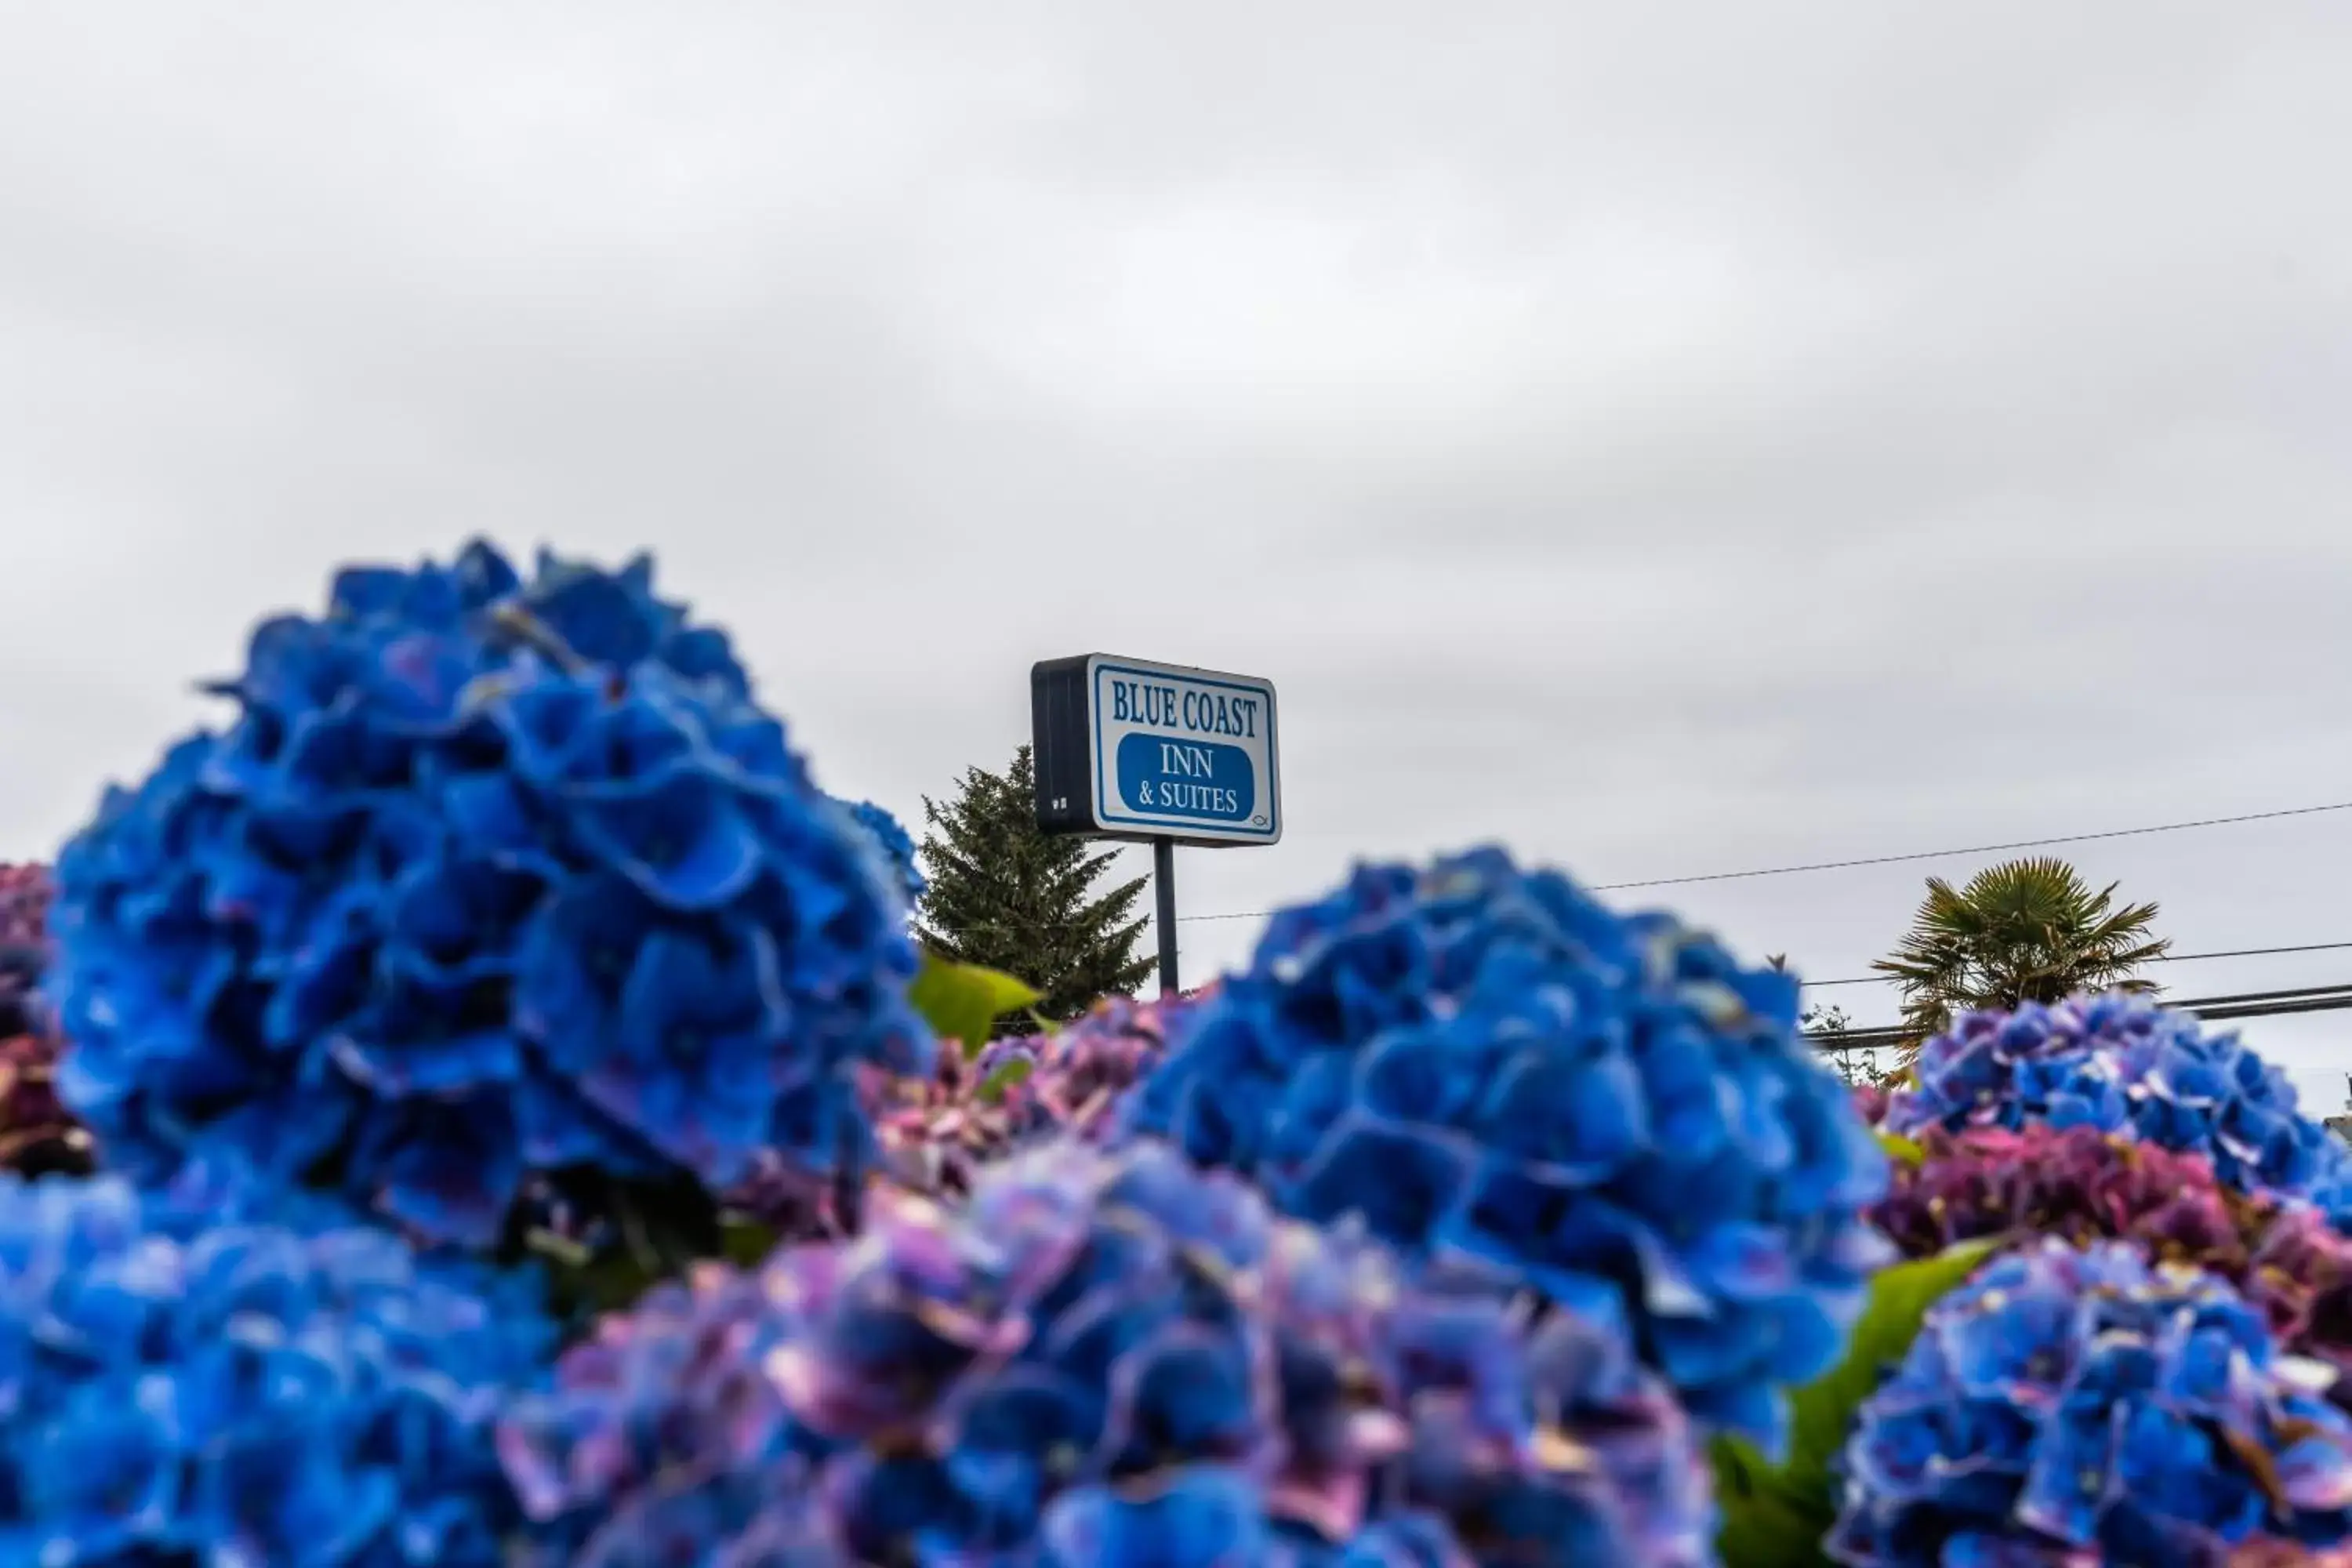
[1873,1123,2352,1414]
[2234,1539,2352,1566]
[498,1138,1715,1566]
[866,993,1203,1204]
[1885,993,2352,1225]
[713,1149,863,1248]
[47,542,930,1247]
[0,1021,87,1180]
[1119,848,1889,1449]
[0,863,47,949]
[2248,1205,2352,1412]
[0,874,91,1179]
[1829,1238,2352,1566]
[0,1171,555,1566]
[866,1041,1031,1202]
[973,1033,1040,1080]
[1871,1123,2249,1268]
[835,798,925,907]
[1024,990,1203,1139]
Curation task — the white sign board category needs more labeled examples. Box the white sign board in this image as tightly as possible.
[1029,653,1281,848]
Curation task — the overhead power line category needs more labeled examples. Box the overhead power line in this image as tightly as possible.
[1799,939,2352,989]
[923,797,2352,938]
[1816,981,2352,1051]
[1588,800,2352,892]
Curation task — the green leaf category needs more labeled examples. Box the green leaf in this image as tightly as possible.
[1711,1434,1835,1567]
[1712,1236,2001,1565]
[977,1055,1035,1104]
[909,953,1042,1057]
[1875,1131,1926,1167]
[717,1214,781,1269]
[1781,1237,2001,1497]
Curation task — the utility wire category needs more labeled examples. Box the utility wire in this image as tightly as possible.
[1587,800,2352,892]
[921,797,2352,938]
[1816,981,2352,1049]
[1798,939,2352,989]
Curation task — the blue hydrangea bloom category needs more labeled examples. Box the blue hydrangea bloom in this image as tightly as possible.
[835,797,926,907]
[1118,848,1889,1449]
[47,542,931,1247]
[1885,993,2352,1225]
[1830,1238,2352,1566]
[0,1171,555,1566]
[498,1138,1715,1566]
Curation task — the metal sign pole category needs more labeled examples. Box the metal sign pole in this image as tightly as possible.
[1153,836,1178,996]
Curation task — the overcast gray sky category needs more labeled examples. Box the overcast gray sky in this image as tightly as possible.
[5,3,2351,1108]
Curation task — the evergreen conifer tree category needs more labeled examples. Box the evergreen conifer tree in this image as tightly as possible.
[915,746,1155,1027]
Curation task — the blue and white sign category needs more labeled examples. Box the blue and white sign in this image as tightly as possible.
[1091,656,1279,844]
[1031,652,1282,847]
[1025,655,1277,847]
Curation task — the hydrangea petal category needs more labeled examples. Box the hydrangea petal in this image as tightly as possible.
[503,1140,1714,1566]
[1831,1239,2352,1565]
[47,543,927,1248]
[1123,848,1886,1443]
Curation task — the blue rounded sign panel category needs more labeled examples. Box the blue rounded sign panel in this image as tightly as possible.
[1114,732,1256,822]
